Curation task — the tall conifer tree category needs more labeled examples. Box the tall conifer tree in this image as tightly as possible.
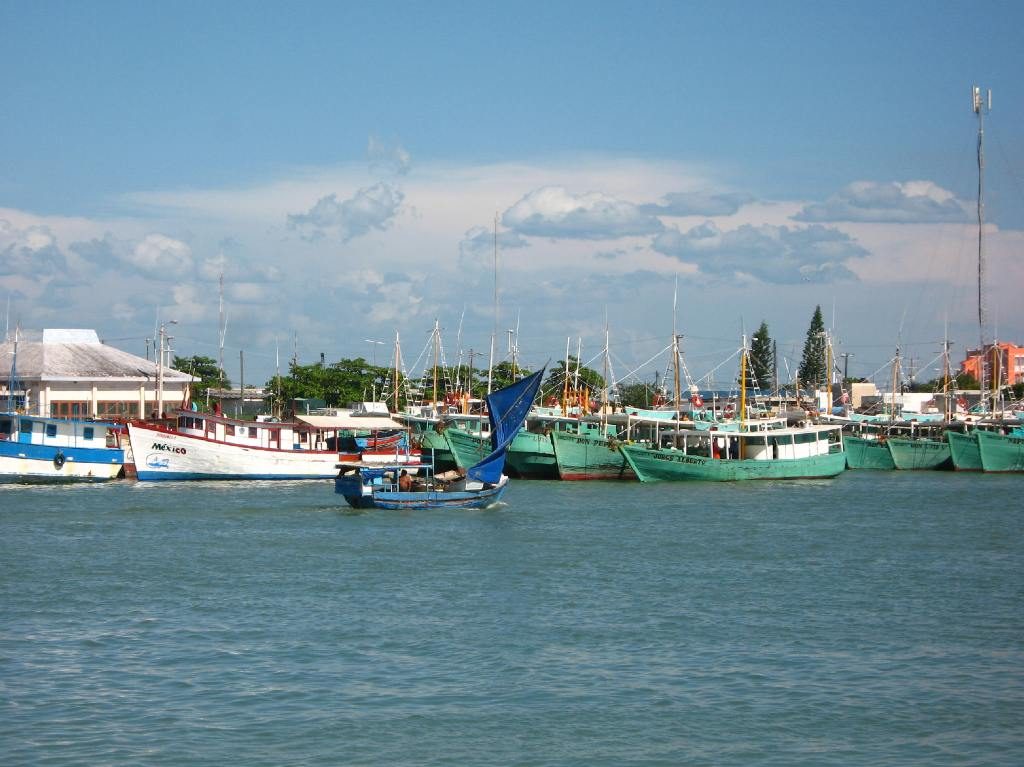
[749,321,774,389]
[798,305,827,387]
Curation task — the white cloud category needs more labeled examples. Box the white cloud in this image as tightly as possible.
[641,191,754,217]
[458,225,529,265]
[3,157,1021,386]
[131,234,193,279]
[368,134,412,176]
[287,182,404,242]
[653,221,868,283]
[502,186,664,239]
[793,181,969,224]
[0,220,66,278]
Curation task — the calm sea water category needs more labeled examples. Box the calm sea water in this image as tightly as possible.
[2,472,1022,766]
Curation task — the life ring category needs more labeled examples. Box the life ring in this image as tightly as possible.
[53,451,66,469]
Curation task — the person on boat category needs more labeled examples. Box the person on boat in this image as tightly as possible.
[398,469,413,492]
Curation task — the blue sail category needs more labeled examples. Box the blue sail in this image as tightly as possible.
[466,367,546,485]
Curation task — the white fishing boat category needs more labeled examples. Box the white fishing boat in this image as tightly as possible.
[128,409,411,480]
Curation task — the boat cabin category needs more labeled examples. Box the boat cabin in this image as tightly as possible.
[0,414,122,450]
[662,423,843,461]
[175,412,335,451]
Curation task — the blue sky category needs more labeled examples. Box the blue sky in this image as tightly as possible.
[2,1,1022,389]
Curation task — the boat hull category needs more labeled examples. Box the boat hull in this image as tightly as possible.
[976,430,1024,472]
[443,427,490,470]
[336,472,508,510]
[947,431,983,471]
[505,431,558,479]
[844,436,895,470]
[550,429,635,480]
[886,437,952,470]
[0,441,123,482]
[127,422,340,480]
[621,444,846,482]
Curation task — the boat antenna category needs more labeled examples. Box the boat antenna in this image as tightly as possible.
[487,211,499,395]
[7,325,18,412]
[973,84,991,410]
[672,276,681,413]
[218,269,229,385]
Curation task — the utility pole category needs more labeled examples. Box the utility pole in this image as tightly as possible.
[156,320,177,419]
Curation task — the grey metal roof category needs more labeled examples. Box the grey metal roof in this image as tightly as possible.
[0,329,196,383]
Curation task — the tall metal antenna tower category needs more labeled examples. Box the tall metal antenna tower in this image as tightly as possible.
[972,84,991,404]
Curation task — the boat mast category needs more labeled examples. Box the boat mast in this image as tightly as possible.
[601,312,610,424]
[942,321,953,423]
[826,330,833,415]
[561,336,570,416]
[672,277,681,414]
[487,212,499,395]
[7,326,17,412]
[890,344,902,422]
[393,331,401,415]
[432,319,440,408]
[973,85,991,411]
[739,335,747,431]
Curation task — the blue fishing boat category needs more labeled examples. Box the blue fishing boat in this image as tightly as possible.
[335,368,544,509]
[0,413,125,482]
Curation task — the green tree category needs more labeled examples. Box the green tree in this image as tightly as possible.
[489,361,532,392]
[749,321,774,389]
[955,372,979,390]
[267,357,398,413]
[541,357,605,404]
[617,381,655,408]
[798,306,827,388]
[173,355,229,399]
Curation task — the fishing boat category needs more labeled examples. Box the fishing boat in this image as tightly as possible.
[619,339,846,482]
[620,420,845,482]
[843,433,896,470]
[550,418,635,480]
[0,413,125,482]
[976,429,1024,472]
[946,429,983,471]
[335,368,545,509]
[127,408,409,480]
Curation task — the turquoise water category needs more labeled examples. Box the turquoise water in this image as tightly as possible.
[2,473,1022,766]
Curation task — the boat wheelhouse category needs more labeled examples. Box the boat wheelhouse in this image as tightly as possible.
[0,413,125,481]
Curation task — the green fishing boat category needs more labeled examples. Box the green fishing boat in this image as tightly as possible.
[443,419,491,469]
[619,423,846,482]
[946,430,983,471]
[444,420,557,479]
[886,437,952,470]
[844,435,895,470]
[505,429,558,479]
[976,430,1024,472]
[550,420,635,481]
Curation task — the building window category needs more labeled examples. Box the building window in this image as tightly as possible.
[50,401,91,419]
[97,401,140,419]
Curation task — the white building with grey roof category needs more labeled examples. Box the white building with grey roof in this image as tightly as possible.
[1,329,196,419]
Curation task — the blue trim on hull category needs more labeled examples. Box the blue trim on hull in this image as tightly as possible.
[0,440,124,464]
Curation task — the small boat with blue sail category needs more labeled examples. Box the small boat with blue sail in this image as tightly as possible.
[335,367,545,509]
